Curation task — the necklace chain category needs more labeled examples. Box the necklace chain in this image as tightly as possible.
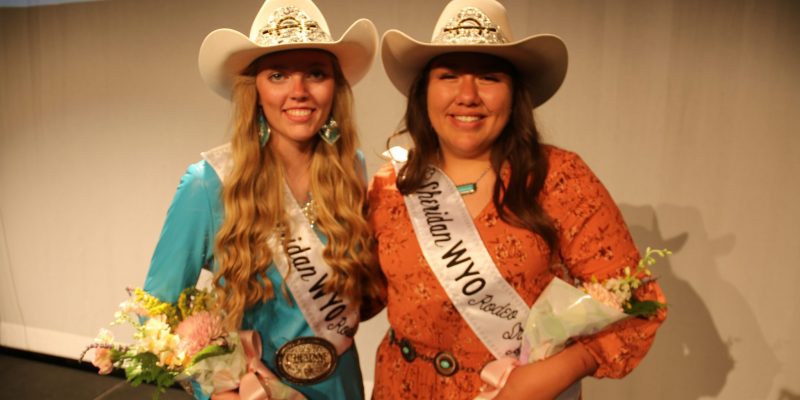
[455,166,492,196]
[473,167,492,184]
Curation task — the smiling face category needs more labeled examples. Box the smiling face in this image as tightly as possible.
[426,53,514,161]
[254,50,336,149]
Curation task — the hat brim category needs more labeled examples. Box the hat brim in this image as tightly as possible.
[199,18,377,99]
[381,29,567,107]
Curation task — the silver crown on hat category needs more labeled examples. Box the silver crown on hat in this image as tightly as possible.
[433,6,508,45]
[256,6,332,46]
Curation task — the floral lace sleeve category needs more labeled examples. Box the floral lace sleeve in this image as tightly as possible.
[363,163,394,319]
[540,147,667,379]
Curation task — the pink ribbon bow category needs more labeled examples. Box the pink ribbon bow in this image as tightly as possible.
[474,356,520,400]
[211,331,306,400]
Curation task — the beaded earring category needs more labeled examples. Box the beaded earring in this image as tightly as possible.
[318,116,340,145]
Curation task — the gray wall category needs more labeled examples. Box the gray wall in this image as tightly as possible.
[1,0,798,398]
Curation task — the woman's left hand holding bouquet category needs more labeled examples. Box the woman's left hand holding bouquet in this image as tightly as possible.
[209,331,305,400]
[489,343,598,400]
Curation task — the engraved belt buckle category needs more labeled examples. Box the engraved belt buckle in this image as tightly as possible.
[275,337,338,385]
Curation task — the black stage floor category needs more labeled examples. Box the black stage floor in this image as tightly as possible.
[0,347,192,399]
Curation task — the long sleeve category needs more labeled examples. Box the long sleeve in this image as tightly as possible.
[143,161,222,303]
[540,148,667,378]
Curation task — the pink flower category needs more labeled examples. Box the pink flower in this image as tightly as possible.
[175,311,225,358]
[582,281,624,312]
[92,348,114,375]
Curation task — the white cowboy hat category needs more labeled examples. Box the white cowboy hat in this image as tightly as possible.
[199,0,378,99]
[381,0,567,107]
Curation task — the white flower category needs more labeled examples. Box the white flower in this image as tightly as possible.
[94,328,114,344]
[134,316,187,369]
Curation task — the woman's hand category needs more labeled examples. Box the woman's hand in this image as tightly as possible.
[493,343,598,400]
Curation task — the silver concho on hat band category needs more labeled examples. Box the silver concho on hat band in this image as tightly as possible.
[275,336,338,385]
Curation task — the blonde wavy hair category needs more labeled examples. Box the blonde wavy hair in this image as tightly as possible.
[211,52,381,329]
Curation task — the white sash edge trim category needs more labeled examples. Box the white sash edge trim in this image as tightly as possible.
[200,143,234,183]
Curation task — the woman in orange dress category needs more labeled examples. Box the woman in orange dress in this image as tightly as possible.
[368,0,666,398]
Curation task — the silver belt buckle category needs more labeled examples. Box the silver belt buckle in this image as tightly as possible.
[275,336,338,385]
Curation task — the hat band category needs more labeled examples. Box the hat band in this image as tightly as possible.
[432,6,508,45]
[255,6,333,47]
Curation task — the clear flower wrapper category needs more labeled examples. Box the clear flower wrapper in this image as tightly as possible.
[182,331,248,395]
[518,277,628,364]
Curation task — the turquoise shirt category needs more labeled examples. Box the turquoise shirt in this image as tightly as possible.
[143,158,365,400]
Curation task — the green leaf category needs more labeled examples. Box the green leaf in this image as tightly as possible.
[120,352,176,396]
[190,344,232,365]
[151,385,166,400]
[625,300,666,318]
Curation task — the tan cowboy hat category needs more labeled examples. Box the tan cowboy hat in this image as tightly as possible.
[199,0,378,99]
[381,0,567,107]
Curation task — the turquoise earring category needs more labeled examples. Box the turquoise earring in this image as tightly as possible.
[318,116,340,145]
[258,110,270,147]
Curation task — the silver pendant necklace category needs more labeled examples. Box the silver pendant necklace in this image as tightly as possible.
[301,195,317,228]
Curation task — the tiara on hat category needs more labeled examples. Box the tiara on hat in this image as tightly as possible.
[256,6,332,46]
[433,6,508,45]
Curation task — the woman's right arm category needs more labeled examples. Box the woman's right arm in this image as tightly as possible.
[143,161,218,303]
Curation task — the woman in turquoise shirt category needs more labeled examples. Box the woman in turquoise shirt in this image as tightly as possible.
[142,0,383,398]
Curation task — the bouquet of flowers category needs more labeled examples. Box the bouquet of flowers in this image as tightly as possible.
[476,247,670,400]
[81,287,305,400]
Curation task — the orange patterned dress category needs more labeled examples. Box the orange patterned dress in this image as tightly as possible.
[368,146,666,399]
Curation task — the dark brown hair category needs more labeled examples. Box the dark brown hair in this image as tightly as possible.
[392,54,558,252]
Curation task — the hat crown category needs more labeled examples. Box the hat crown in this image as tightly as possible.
[430,0,513,45]
[248,0,333,46]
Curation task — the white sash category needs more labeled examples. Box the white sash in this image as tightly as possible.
[387,147,528,359]
[202,144,357,355]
